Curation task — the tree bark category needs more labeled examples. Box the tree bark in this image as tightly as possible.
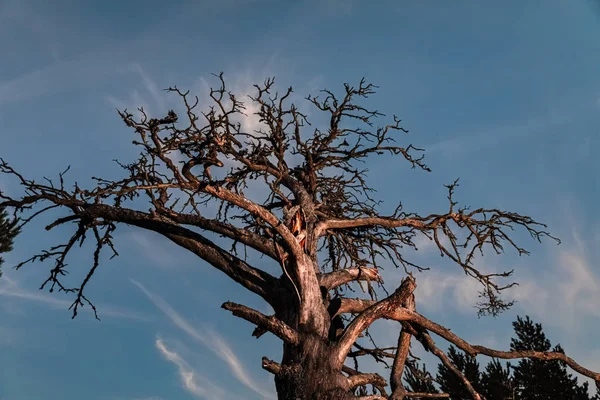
[275,333,355,400]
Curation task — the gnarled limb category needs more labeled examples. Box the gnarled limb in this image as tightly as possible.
[319,267,382,291]
[316,180,559,317]
[334,276,416,369]
[334,290,600,391]
[348,345,396,362]
[389,328,412,400]
[343,365,388,398]
[222,302,299,345]
[1,190,279,309]
[418,330,482,400]
[151,209,281,260]
[346,371,387,390]
[262,357,281,375]
[407,311,600,387]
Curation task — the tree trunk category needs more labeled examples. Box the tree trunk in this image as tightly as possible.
[275,333,353,400]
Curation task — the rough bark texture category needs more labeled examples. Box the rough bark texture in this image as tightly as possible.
[277,334,352,400]
[1,75,598,399]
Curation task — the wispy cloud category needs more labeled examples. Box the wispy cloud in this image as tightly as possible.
[0,274,151,321]
[404,219,600,335]
[411,234,437,254]
[132,279,275,399]
[546,229,600,326]
[0,47,131,105]
[107,63,171,118]
[126,231,185,270]
[155,338,228,400]
[412,268,481,313]
[105,64,309,206]
[425,103,577,158]
[126,63,167,112]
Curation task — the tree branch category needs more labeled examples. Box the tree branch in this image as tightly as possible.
[347,372,387,390]
[334,276,416,368]
[202,184,304,257]
[262,356,281,375]
[154,209,281,260]
[316,183,559,316]
[418,331,482,400]
[2,192,279,305]
[222,302,299,345]
[319,267,382,291]
[334,294,600,388]
[389,328,412,400]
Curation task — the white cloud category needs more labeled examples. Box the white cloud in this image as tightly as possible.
[104,64,318,206]
[108,63,173,120]
[412,234,437,254]
[554,244,600,324]
[501,220,600,335]
[156,338,228,400]
[406,219,600,336]
[128,63,167,113]
[412,269,480,313]
[507,280,549,317]
[425,105,574,158]
[132,279,275,399]
[0,46,130,105]
[0,273,151,321]
[127,231,185,270]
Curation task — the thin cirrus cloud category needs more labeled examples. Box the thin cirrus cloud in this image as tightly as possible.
[0,273,151,321]
[131,279,276,400]
[424,91,590,159]
[0,46,132,106]
[126,231,183,270]
[155,337,228,400]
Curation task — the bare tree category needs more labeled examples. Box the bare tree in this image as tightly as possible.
[1,75,597,399]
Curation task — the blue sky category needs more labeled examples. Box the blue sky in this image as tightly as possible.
[1,0,599,399]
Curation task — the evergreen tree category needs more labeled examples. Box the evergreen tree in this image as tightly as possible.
[404,362,439,395]
[437,346,483,399]
[481,359,514,400]
[511,316,590,400]
[0,206,20,278]
[575,381,592,400]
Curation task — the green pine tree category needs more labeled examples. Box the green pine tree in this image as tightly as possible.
[511,316,591,400]
[404,362,439,395]
[0,206,20,278]
[481,359,514,400]
[437,346,483,399]
[575,381,593,400]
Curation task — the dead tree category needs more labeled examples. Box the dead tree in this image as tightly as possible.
[1,75,597,399]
